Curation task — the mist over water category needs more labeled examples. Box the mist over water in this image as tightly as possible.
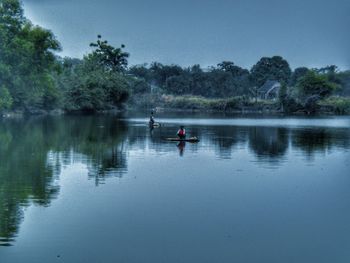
[0,114,350,262]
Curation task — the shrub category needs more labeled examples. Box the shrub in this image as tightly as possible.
[0,86,13,111]
[319,97,350,114]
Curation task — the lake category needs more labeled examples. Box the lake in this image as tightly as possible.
[0,113,350,263]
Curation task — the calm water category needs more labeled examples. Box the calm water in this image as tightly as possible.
[0,113,350,263]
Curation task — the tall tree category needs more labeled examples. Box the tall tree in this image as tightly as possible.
[250,56,291,87]
[217,61,249,77]
[297,71,337,98]
[89,35,129,72]
[0,85,12,110]
[0,0,61,111]
[290,67,310,86]
[59,37,130,112]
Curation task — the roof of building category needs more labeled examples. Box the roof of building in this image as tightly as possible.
[258,80,281,93]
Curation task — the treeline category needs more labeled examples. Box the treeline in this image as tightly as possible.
[1,0,350,114]
[0,0,60,112]
[128,61,350,113]
[0,0,132,113]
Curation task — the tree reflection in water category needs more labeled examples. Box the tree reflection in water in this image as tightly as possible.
[291,128,350,158]
[0,119,60,246]
[0,116,129,246]
[0,116,349,246]
[248,127,289,165]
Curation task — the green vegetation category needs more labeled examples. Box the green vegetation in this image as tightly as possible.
[1,0,349,115]
[57,38,130,113]
[128,63,349,114]
[0,1,131,114]
[250,56,291,87]
[0,0,61,112]
[297,71,338,98]
[319,97,350,114]
[0,85,12,110]
[128,62,251,98]
[131,94,279,112]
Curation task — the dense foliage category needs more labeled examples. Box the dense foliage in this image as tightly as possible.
[57,37,130,112]
[0,0,349,114]
[250,56,292,87]
[0,0,61,112]
[128,61,349,113]
[129,62,252,98]
[0,0,131,113]
[297,71,338,98]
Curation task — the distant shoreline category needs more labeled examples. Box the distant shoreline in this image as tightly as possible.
[1,106,349,119]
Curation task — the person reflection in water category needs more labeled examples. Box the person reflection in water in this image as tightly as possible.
[177,141,186,156]
[149,125,154,136]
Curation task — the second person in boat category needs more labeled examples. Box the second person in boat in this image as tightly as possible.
[177,126,186,139]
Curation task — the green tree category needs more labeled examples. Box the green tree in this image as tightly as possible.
[188,65,207,96]
[216,61,251,96]
[297,71,337,98]
[217,61,249,77]
[290,67,309,86]
[129,64,152,82]
[297,71,338,114]
[0,0,61,112]
[250,56,291,87]
[337,70,350,96]
[278,83,287,102]
[166,74,191,95]
[89,35,129,72]
[149,62,183,89]
[129,78,151,95]
[278,82,300,113]
[0,85,12,110]
[316,65,342,86]
[59,39,130,112]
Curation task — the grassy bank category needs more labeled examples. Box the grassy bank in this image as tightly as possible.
[129,94,350,115]
[129,94,280,112]
[318,96,350,114]
[3,95,349,117]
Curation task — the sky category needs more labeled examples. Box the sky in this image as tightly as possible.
[22,0,350,70]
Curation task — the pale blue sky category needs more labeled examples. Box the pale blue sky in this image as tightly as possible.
[23,0,350,69]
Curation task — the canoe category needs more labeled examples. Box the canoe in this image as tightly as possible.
[164,137,200,142]
[149,122,161,127]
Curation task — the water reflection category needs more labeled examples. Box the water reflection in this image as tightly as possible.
[0,116,129,246]
[0,119,61,246]
[210,126,246,159]
[248,127,289,165]
[292,128,350,157]
[177,141,186,156]
[0,115,349,246]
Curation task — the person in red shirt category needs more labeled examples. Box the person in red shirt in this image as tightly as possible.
[177,126,186,139]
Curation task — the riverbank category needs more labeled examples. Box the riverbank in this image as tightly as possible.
[2,95,350,118]
[0,109,65,119]
[128,94,350,115]
[129,94,280,112]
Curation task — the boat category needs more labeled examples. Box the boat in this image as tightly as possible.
[149,122,161,128]
[164,137,200,143]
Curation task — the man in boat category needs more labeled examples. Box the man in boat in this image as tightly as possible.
[177,126,186,139]
[149,111,155,127]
